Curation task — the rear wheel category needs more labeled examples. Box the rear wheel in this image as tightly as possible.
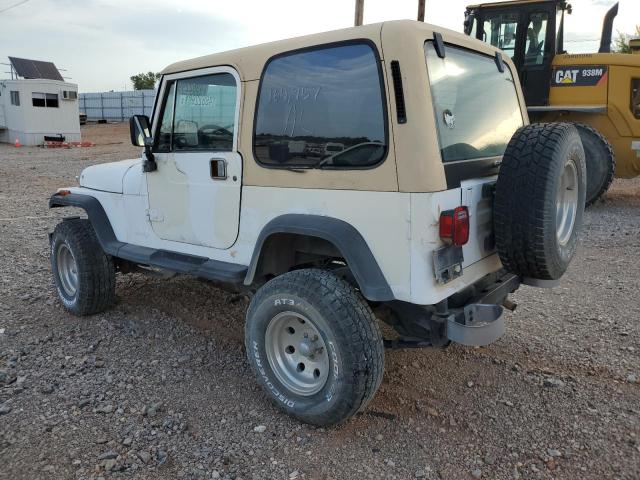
[245,269,384,426]
[51,218,115,315]
[572,123,615,207]
[494,123,586,280]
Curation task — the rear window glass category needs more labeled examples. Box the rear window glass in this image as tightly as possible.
[254,42,387,169]
[425,43,523,162]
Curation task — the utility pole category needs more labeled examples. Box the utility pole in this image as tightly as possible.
[417,0,425,22]
[354,0,364,26]
[355,0,424,26]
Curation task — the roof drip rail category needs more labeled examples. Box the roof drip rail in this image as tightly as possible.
[494,51,504,73]
[433,32,445,59]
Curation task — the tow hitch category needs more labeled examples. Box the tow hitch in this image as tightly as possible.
[446,303,504,346]
[380,271,520,348]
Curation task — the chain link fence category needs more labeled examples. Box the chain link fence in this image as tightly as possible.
[79,90,156,122]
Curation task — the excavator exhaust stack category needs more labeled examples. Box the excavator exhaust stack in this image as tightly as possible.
[598,2,619,53]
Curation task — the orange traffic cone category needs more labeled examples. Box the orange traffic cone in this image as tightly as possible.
[14,138,21,148]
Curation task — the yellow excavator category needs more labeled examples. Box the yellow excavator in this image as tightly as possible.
[464,0,640,205]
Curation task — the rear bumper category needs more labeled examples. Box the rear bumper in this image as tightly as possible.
[446,272,520,346]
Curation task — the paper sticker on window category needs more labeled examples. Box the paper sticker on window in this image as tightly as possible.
[443,109,455,129]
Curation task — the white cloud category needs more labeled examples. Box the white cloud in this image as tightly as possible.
[0,0,637,91]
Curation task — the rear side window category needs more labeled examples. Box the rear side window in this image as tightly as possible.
[254,42,387,169]
[425,43,523,162]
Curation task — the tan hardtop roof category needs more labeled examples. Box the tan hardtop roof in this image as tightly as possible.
[160,19,503,80]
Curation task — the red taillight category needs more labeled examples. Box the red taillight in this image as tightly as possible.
[439,206,469,246]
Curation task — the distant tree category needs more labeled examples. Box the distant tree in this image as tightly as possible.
[614,25,640,53]
[130,72,160,90]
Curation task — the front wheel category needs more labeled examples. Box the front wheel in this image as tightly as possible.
[245,269,384,426]
[50,218,115,315]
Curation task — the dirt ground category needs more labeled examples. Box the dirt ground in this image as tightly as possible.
[0,123,639,480]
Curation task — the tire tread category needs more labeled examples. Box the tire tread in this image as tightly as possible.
[246,269,384,426]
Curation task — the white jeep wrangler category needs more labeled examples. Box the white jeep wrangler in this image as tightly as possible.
[49,20,586,426]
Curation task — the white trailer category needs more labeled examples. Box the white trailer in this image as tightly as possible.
[0,78,81,146]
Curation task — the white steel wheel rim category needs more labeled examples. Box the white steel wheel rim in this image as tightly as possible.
[264,311,330,396]
[56,243,79,297]
[556,158,579,246]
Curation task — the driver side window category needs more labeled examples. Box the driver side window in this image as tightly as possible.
[156,73,237,152]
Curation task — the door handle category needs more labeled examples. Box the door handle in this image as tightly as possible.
[210,158,227,180]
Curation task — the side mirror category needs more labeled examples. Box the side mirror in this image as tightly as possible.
[129,115,157,172]
[130,115,152,147]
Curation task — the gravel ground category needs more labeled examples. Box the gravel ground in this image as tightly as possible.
[0,123,639,480]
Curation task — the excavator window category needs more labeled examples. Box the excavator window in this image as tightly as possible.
[482,13,519,59]
[632,79,640,120]
[524,12,548,66]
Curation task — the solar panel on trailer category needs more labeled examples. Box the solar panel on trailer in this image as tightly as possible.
[8,57,64,81]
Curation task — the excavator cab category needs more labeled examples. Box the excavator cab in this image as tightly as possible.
[464,1,637,207]
[464,0,569,105]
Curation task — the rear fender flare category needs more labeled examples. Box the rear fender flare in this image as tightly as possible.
[244,214,394,302]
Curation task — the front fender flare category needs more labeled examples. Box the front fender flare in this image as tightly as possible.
[49,193,124,256]
[244,214,394,302]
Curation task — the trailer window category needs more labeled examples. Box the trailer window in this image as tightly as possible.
[425,43,523,163]
[32,92,45,107]
[10,91,19,106]
[45,93,59,108]
[32,92,59,108]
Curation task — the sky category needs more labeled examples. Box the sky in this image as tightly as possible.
[1,0,638,92]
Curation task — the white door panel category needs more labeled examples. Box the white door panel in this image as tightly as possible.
[147,151,241,248]
[146,67,242,250]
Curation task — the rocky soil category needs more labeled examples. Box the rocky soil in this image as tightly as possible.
[0,123,638,479]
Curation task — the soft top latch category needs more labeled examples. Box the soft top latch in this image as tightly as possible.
[494,51,505,73]
[433,32,445,58]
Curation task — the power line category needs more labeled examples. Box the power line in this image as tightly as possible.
[0,0,30,14]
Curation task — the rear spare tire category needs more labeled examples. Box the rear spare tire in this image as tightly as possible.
[494,123,586,280]
[571,123,615,207]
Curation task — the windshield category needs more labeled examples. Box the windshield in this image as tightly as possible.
[425,42,524,163]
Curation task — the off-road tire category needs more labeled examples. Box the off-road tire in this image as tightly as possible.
[571,123,615,207]
[50,218,115,315]
[245,269,384,426]
[494,123,586,280]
